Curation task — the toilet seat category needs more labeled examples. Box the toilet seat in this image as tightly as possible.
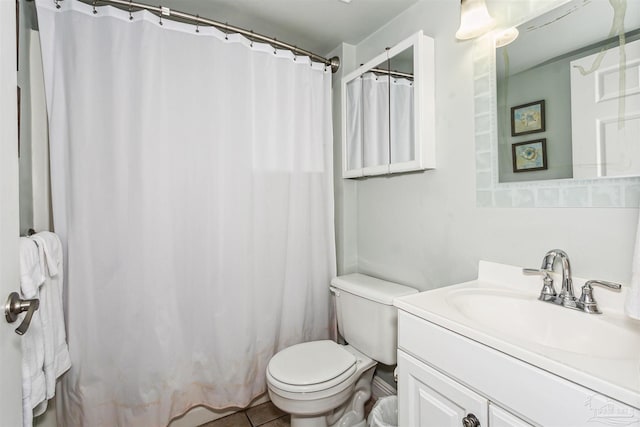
[267,340,357,393]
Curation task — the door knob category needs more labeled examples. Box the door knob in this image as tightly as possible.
[5,292,39,335]
[462,413,480,427]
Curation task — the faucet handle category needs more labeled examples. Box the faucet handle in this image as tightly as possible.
[585,280,622,291]
[578,280,622,314]
[523,267,552,277]
[523,268,556,301]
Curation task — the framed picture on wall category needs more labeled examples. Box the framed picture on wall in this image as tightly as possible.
[511,100,545,136]
[512,139,547,173]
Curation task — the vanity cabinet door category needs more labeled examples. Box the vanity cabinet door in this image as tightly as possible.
[489,404,535,427]
[398,350,487,427]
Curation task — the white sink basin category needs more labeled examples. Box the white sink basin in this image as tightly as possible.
[446,288,640,360]
[393,261,640,409]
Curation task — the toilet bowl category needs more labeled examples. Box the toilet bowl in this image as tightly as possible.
[266,274,418,427]
[267,341,376,426]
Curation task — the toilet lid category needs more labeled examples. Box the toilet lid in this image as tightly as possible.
[268,341,356,391]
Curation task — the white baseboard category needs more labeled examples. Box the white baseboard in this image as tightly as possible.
[371,375,396,399]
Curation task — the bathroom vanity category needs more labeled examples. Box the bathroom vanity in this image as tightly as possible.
[394,261,640,426]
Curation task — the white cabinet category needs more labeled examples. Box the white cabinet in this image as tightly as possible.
[489,404,534,427]
[341,31,435,178]
[396,310,639,427]
[398,350,533,427]
[398,351,487,427]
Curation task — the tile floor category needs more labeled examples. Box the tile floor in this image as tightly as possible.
[199,401,289,427]
[199,397,378,427]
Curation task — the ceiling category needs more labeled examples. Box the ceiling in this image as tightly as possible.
[497,0,640,78]
[157,0,421,56]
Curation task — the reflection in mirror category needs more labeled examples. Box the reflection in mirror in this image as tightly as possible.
[495,0,640,183]
[344,60,391,171]
[388,47,415,164]
[345,77,363,171]
[363,59,390,170]
[344,50,414,172]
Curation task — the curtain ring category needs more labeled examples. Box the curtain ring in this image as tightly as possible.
[293,46,297,61]
[92,0,97,14]
[158,6,163,25]
[128,0,133,20]
[273,38,277,55]
[54,0,61,9]
[249,30,254,48]
[224,22,229,40]
[195,14,199,33]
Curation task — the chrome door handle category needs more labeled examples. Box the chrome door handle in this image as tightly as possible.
[5,292,40,335]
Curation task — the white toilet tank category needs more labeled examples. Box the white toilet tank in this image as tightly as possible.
[330,273,417,365]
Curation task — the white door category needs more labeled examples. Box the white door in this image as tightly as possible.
[571,38,640,178]
[398,350,487,427]
[0,1,25,425]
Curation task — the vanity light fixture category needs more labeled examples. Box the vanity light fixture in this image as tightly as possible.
[494,27,519,48]
[455,0,496,40]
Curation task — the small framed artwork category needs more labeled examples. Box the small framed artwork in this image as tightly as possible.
[511,100,545,136]
[512,139,547,173]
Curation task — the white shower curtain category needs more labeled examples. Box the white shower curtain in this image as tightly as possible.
[36,0,336,425]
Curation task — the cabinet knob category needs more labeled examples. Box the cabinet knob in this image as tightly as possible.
[462,413,480,427]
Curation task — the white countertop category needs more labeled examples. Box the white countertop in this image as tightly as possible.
[394,261,640,409]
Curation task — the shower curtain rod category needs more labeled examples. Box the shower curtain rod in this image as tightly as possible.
[66,0,341,73]
[370,67,414,80]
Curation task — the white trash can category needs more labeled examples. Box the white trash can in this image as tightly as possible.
[367,396,398,427]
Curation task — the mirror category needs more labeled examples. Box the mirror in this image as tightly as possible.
[474,0,640,208]
[495,0,640,183]
[342,30,435,178]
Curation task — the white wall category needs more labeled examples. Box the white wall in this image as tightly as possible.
[335,0,639,290]
[331,42,360,276]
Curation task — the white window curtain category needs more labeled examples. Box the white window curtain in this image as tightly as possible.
[36,0,336,425]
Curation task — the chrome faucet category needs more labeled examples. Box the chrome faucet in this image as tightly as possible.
[524,249,622,314]
[542,249,576,308]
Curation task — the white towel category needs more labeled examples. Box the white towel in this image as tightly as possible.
[30,232,72,402]
[19,237,46,427]
[626,211,640,319]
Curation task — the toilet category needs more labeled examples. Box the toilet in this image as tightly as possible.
[266,273,418,427]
